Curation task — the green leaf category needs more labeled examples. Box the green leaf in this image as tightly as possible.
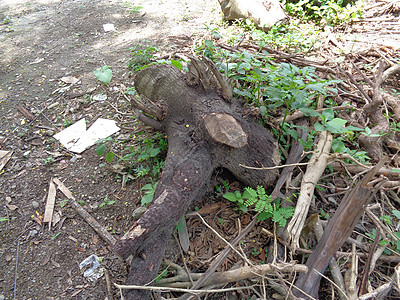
[257,211,272,221]
[171,60,182,70]
[314,122,325,132]
[243,187,257,199]
[141,193,154,206]
[325,118,347,133]
[322,108,335,121]
[260,106,267,116]
[345,125,364,132]
[94,66,113,84]
[223,192,239,202]
[105,151,114,163]
[148,147,161,157]
[204,40,213,47]
[96,143,106,156]
[392,210,400,219]
[299,107,322,117]
[155,269,168,282]
[141,183,155,191]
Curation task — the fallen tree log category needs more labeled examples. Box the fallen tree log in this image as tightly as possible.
[113,58,280,299]
[294,157,387,299]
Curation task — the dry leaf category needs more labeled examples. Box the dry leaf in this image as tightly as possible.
[6,204,18,211]
[60,76,79,85]
[5,251,12,262]
[51,258,61,268]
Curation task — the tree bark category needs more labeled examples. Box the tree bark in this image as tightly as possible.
[113,60,279,299]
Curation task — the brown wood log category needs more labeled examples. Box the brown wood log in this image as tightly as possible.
[113,61,279,299]
[293,158,387,299]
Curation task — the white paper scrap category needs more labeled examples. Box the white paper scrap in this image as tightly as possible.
[103,23,115,32]
[54,118,120,153]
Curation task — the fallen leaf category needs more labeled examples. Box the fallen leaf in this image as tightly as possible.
[60,76,80,85]
[241,214,251,225]
[51,258,61,268]
[5,251,12,262]
[42,254,51,265]
[52,211,62,226]
[259,248,266,262]
[6,204,18,211]
[196,202,223,215]
[68,235,78,243]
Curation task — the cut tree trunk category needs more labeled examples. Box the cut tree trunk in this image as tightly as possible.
[113,58,279,299]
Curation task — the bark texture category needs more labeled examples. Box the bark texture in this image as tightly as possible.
[113,60,279,299]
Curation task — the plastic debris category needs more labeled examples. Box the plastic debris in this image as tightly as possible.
[79,254,104,282]
[93,93,107,101]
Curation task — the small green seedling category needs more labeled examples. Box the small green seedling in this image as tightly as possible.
[223,190,248,212]
[99,196,116,207]
[51,232,61,240]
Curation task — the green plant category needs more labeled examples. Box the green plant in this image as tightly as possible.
[319,208,331,220]
[134,165,151,178]
[0,217,9,222]
[223,190,248,212]
[244,186,295,226]
[99,196,116,207]
[60,199,69,208]
[141,182,158,206]
[63,118,73,128]
[365,210,400,255]
[2,16,11,24]
[243,18,320,52]
[94,66,113,84]
[283,0,364,25]
[251,247,260,256]
[96,137,116,163]
[51,232,61,240]
[96,132,167,206]
[224,186,294,226]
[122,2,143,14]
[155,269,168,282]
[43,156,54,165]
[361,127,386,139]
[127,44,159,71]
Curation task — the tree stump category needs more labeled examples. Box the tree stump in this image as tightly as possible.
[113,58,279,299]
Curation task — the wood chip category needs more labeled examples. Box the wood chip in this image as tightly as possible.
[16,104,35,120]
[0,150,13,172]
[43,178,57,228]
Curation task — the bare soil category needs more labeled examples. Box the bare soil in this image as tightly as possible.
[1,0,400,299]
[0,1,220,299]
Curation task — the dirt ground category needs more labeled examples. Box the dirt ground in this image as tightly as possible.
[0,0,221,299]
[1,0,400,299]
